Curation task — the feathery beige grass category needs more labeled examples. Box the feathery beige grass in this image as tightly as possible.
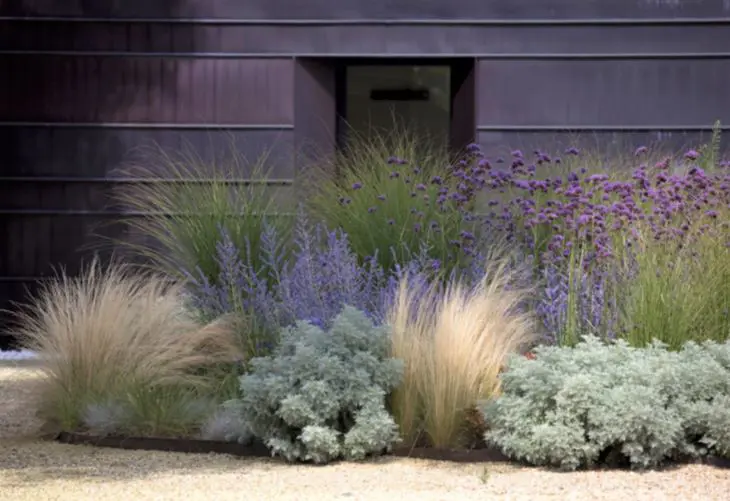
[388,261,537,449]
[11,259,241,433]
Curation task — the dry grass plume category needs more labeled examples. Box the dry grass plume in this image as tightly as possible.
[388,260,537,448]
[11,259,241,432]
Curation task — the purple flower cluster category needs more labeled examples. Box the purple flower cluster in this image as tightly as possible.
[535,262,619,344]
[183,214,462,353]
[466,144,730,341]
[188,226,370,331]
[483,147,730,266]
[185,141,730,348]
[275,219,389,327]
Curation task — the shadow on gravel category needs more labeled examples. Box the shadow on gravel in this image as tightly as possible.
[0,366,276,487]
[0,440,275,489]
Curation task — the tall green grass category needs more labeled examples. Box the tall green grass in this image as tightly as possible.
[616,220,730,350]
[307,128,477,274]
[114,142,293,283]
[697,120,723,173]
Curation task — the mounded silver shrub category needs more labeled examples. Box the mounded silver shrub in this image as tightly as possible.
[675,341,730,458]
[230,306,403,464]
[481,335,730,470]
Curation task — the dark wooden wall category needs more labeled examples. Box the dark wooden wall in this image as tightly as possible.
[0,3,302,346]
[2,0,729,18]
[2,0,730,346]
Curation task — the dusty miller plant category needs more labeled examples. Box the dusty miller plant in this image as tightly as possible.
[481,335,730,470]
[227,306,403,464]
[673,340,730,458]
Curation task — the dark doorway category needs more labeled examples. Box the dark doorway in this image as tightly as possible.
[334,58,477,155]
[292,57,476,172]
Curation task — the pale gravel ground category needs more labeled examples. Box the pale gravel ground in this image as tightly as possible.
[2,365,730,501]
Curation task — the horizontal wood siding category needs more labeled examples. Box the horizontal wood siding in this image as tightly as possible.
[0,11,296,345]
[476,59,730,128]
[1,56,294,124]
[476,130,724,160]
[2,0,730,19]
[0,127,295,177]
[3,20,730,55]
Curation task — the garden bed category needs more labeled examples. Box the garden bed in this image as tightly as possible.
[11,135,730,476]
[50,430,730,468]
[390,445,510,463]
[54,431,272,458]
[53,430,511,464]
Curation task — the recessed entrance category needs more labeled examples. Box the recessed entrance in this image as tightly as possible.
[293,58,476,169]
[344,64,452,150]
[336,58,476,154]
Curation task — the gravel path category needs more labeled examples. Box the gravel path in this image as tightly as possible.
[2,366,730,501]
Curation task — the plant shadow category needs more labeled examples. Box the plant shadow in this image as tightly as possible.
[0,436,284,488]
[0,365,272,486]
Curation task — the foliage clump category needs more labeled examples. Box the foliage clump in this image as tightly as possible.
[227,306,403,464]
[114,142,290,284]
[308,130,485,276]
[482,335,730,470]
[13,259,239,434]
[388,257,536,449]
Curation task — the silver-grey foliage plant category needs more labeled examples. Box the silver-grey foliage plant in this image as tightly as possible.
[482,335,730,470]
[228,306,404,464]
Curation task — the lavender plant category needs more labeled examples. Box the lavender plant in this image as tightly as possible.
[184,214,412,361]
[535,249,619,345]
[183,225,283,361]
[276,217,390,328]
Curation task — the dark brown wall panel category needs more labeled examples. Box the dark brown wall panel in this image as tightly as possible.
[3,0,729,19]
[0,56,295,124]
[172,58,294,125]
[0,281,43,317]
[0,175,297,216]
[0,186,297,277]
[476,59,730,128]
[4,21,730,55]
[0,127,295,177]
[476,130,728,161]
[293,59,337,172]
[0,215,105,278]
[0,124,296,345]
[450,59,477,152]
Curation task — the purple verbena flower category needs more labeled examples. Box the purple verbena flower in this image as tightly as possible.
[684,149,700,161]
